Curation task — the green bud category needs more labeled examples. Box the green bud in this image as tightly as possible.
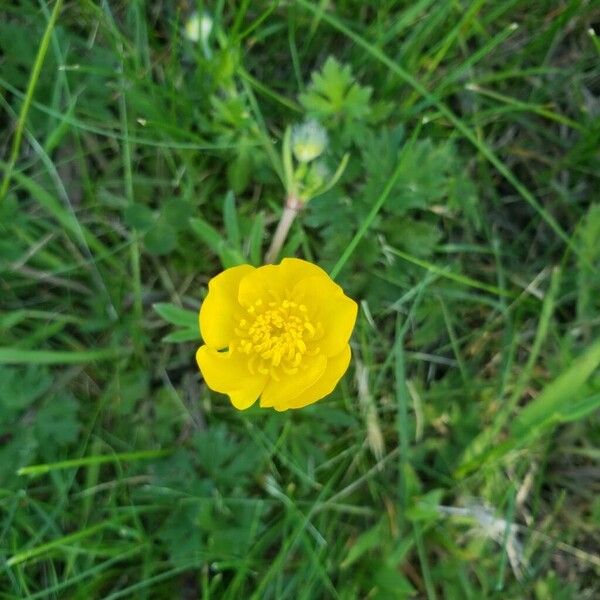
[291,120,328,163]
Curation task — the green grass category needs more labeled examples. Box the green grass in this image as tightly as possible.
[1,1,599,598]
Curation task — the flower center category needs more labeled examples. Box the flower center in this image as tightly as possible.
[233,297,322,378]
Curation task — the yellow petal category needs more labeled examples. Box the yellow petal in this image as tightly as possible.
[229,377,267,410]
[318,294,357,356]
[199,264,255,349]
[276,345,351,411]
[196,345,266,410]
[260,353,327,409]
[237,264,282,307]
[237,258,329,307]
[278,257,329,287]
[293,276,358,356]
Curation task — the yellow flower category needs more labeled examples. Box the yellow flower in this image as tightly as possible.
[196,258,357,411]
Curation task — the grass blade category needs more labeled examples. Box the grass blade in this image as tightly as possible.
[0,0,64,201]
[0,347,127,365]
[17,449,172,477]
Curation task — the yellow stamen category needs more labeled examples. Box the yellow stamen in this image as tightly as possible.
[234,298,318,374]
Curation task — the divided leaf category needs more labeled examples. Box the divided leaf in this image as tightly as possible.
[300,57,372,122]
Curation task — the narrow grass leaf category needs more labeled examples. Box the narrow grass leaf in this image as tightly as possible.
[388,246,516,298]
[0,347,127,365]
[17,449,172,477]
[510,338,600,442]
[457,268,560,476]
[7,521,112,567]
[0,0,63,201]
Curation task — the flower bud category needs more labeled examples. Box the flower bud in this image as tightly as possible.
[305,160,329,190]
[184,12,213,45]
[291,120,328,163]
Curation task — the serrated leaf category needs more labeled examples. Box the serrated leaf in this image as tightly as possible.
[392,139,456,209]
[384,218,441,257]
[0,429,37,484]
[193,426,260,488]
[0,365,52,414]
[117,369,150,414]
[159,503,203,565]
[362,134,456,214]
[35,394,80,447]
[300,56,372,121]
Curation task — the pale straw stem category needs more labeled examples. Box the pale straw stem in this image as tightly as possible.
[265,196,302,263]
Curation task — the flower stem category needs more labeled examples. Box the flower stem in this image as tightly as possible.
[265,195,302,263]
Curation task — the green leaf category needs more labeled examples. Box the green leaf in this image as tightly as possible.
[124,203,155,232]
[510,339,600,442]
[153,303,198,328]
[554,391,600,424]
[154,303,199,344]
[162,199,193,231]
[372,563,415,597]
[144,221,178,255]
[0,365,52,414]
[299,56,372,121]
[0,347,127,365]
[227,149,252,194]
[393,139,456,209]
[190,217,245,268]
[406,489,444,522]
[577,204,600,321]
[193,426,260,488]
[219,246,246,268]
[248,211,265,266]
[384,218,441,257]
[362,133,457,214]
[0,429,37,484]
[116,369,150,415]
[190,217,225,253]
[159,504,203,566]
[341,521,384,569]
[162,328,200,343]
[223,191,241,250]
[35,394,80,447]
